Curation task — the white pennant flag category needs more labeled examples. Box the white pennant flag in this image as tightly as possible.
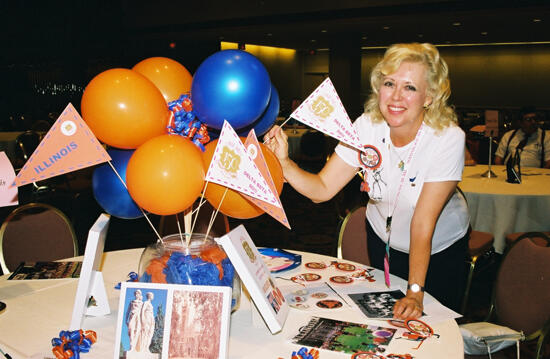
[205,121,281,207]
[290,77,363,151]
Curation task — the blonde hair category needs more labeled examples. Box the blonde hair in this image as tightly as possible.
[364,43,457,130]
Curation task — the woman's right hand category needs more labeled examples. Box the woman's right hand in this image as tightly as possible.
[264,125,290,162]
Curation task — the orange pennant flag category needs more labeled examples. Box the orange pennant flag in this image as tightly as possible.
[243,130,291,229]
[15,103,111,187]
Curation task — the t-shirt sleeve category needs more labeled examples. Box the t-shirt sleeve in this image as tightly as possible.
[334,117,363,168]
[544,130,550,162]
[495,130,512,159]
[425,126,465,182]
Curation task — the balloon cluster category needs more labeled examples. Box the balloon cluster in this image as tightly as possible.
[51,330,97,359]
[84,50,281,219]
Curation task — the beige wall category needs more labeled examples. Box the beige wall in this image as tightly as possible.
[361,45,550,110]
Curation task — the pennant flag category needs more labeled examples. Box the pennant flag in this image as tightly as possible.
[205,121,281,208]
[0,152,18,207]
[15,103,111,186]
[242,130,290,229]
[290,77,363,151]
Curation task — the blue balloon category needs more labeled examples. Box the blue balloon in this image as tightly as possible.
[92,149,143,219]
[238,84,280,137]
[191,50,271,130]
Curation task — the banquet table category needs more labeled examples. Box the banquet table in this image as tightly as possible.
[0,248,463,358]
[460,164,550,253]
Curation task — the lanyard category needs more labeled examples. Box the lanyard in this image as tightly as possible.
[384,122,424,287]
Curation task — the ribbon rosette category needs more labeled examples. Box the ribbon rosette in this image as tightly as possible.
[51,330,97,359]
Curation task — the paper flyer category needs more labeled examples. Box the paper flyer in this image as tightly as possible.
[0,151,18,207]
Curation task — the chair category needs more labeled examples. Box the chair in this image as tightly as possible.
[159,201,230,239]
[461,232,550,358]
[336,205,370,266]
[0,203,78,274]
[505,231,550,249]
[457,187,496,315]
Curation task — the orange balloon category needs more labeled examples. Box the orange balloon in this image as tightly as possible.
[81,68,170,149]
[126,135,205,215]
[133,57,193,102]
[202,138,284,219]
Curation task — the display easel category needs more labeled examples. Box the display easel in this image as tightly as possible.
[69,213,111,330]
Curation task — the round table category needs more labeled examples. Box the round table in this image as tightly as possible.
[0,248,463,358]
[460,164,550,253]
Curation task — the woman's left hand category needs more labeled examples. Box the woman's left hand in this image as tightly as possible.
[393,294,424,319]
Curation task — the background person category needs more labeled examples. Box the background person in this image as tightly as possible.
[265,43,469,318]
[494,106,550,168]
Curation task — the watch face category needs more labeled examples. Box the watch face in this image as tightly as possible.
[410,283,421,292]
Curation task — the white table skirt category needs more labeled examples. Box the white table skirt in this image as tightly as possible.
[460,165,550,253]
[0,248,463,358]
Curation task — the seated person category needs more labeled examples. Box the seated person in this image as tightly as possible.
[494,106,550,168]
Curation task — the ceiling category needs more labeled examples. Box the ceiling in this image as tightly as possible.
[125,0,550,50]
[2,0,550,65]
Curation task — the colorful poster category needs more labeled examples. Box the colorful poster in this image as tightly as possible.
[290,77,363,151]
[15,103,111,186]
[291,316,396,354]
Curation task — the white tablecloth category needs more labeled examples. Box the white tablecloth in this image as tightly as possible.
[460,164,550,253]
[0,248,463,358]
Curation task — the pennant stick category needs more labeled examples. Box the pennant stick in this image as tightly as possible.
[189,180,210,243]
[106,161,163,242]
[263,116,293,144]
[175,213,185,247]
[183,206,192,234]
[205,187,229,242]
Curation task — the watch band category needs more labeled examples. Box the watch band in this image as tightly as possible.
[407,283,425,293]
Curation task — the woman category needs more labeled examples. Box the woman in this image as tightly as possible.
[265,43,469,318]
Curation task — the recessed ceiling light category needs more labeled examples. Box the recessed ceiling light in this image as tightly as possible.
[452,22,461,26]
[481,31,488,35]
[533,18,542,22]
[383,26,390,30]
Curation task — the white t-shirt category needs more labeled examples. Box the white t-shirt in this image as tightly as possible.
[494,128,550,168]
[335,114,469,254]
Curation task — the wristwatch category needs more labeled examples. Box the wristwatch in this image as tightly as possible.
[407,283,425,293]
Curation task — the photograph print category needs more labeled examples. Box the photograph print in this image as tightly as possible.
[117,283,168,359]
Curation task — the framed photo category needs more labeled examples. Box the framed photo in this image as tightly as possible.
[114,282,232,359]
[216,225,289,334]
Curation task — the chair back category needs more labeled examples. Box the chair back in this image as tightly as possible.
[0,203,78,274]
[159,201,230,239]
[493,232,550,336]
[337,205,370,266]
[14,130,41,161]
